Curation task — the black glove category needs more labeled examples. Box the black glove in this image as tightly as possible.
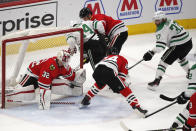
[182,123,192,131]
[83,51,89,64]
[177,92,190,104]
[143,50,155,61]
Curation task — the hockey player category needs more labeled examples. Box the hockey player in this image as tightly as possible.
[80,47,148,117]
[66,20,107,68]
[143,11,193,91]
[6,50,86,110]
[170,64,196,130]
[79,7,128,54]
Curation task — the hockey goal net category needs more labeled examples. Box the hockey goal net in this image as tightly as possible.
[0,27,84,108]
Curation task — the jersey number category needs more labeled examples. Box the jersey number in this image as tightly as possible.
[82,24,94,38]
[169,22,183,34]
[42,71,50,78]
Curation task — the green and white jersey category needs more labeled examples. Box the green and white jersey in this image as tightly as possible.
[154,19,191,52]
[66,20,105,50]
[185,64,196,97]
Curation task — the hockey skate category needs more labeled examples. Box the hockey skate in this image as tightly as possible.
[79,95,90,109]
[169,122,179,131]
[132,106,148,118]
[147,76,162,91]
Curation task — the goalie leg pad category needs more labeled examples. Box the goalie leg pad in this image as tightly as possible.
[39,88,51,110]
[52,78,83,96]
[6,84,35,101]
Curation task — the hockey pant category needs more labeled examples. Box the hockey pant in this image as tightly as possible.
[156,39,192,78]
[84,37,107,65]
[86,65,140,108]
[108,31,128,54]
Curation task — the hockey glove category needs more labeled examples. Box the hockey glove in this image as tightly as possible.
[182,123,192,131]
[177,92,190,104]
[143,50,155,61]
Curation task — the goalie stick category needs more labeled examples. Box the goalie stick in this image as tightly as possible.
[160,94,177,102]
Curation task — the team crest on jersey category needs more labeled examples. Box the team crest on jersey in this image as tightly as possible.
[83,0,105,15]
[155,0,182,15]
[117,0,143,20]
[49,64,55,71]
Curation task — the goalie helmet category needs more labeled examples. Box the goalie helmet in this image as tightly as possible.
[79,7,92,18]
[107,47,119,55]
[153,11,166,21]
[57,50,71,67]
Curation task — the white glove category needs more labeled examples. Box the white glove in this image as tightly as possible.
[39,88,51,110]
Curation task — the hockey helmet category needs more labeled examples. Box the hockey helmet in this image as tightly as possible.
[79,7,92,18]
[107,47,119,55]
[57,50,71,66]
[153,11,166,21]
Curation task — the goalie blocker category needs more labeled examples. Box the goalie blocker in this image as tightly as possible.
[5,50,86,110]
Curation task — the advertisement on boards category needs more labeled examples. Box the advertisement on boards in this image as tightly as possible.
[0,1,57,36]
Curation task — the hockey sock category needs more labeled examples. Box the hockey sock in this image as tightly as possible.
[120,87,139,108]
[178,58,189,73]
[86,83,105,100]
[155,60,168,78]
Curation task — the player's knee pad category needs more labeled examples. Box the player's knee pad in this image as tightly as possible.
[6,84,35,101]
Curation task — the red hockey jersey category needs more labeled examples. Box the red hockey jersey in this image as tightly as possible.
[27,57,75,89]
[187,92,196,127]
[97,55,128,81]
[90,14,127,38]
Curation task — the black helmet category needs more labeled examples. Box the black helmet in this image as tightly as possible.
[79,7,92,18]
[107,47,119,55]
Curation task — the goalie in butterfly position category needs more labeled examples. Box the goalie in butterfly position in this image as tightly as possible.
[169,64,196,130]
[80,47,148,117]
[143,11,193,91]
[6,50,86,110]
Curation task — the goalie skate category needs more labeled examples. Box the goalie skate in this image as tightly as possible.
[147,76,162,91]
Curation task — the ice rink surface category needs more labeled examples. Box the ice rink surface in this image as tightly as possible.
[0,29,196,131]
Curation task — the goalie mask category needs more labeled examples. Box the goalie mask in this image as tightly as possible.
[57,50,71,67]
[79,7,92,18]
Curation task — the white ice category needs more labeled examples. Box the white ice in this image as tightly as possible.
[1,29,196,131]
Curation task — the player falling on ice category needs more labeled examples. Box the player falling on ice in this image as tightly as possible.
[6,50,86,110]
[66,20,108,68]
[80,47,148,117]
[79,7,128,54]
[143,11,193,91]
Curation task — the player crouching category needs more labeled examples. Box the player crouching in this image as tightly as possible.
[80,47,148,117]
[6,50,86,110]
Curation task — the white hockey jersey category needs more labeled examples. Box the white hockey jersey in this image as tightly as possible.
[185,64,196,97]
[66,20,105,54]
[152,19,191,53]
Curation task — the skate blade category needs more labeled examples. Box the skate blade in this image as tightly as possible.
[79,104,89,109]
[147,85,157,91]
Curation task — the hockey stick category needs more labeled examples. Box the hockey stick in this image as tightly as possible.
[145,101,177,118]
[160,94,177,102]
[128,59,143,70]
[120,121,187,131]
[6,100,76,105]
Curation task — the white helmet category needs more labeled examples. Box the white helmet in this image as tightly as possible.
[153,11,166,21]
[57,50,71,67]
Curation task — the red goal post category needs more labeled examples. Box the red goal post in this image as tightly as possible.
[1,27,84,108]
